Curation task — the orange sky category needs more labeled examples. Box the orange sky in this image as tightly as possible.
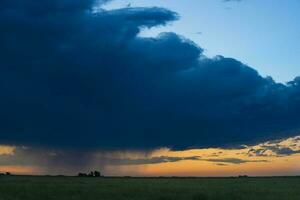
[1,136,300,176]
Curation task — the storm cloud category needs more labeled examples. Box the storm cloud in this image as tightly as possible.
[0,0,300,150]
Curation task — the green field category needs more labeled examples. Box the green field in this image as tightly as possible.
[0,176,300,200]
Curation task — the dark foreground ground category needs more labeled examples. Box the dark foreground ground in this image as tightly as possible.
[0,176,300,200]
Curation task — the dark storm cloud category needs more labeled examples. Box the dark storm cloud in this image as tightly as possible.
[1,0,300,150]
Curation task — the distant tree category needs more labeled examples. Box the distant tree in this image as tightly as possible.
[238,175,249,178]
[5,172,11,176]
[94,171,101,177]
[78,173,88,177]
[88,171,94,177]
[78,171,102,177]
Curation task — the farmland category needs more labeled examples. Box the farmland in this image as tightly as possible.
[0,176,300,200]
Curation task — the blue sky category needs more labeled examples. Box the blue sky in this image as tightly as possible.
[105,0,300,83]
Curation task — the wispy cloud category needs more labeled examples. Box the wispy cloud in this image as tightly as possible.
[0,146,15,156]
[203,158,268,164]
[247,136,300,157]
[106,156,201,165]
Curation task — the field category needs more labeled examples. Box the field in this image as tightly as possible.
[0,176,300,200]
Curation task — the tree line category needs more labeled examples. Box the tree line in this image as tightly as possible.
[78,171,102,177]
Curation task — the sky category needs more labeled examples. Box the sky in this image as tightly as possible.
[0,0,300,176]
[105,0,300,83]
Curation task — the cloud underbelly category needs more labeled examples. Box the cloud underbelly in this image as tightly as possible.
[0,0,300,149]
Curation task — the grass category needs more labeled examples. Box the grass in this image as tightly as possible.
[0,176,300,200]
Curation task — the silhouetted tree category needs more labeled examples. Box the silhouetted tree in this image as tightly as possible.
[88,171,94,177]
[78,173,88,177]
[5,172,11,176]
[238,175,249,178]
[78,170,102,177]
[94,171,101,177]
